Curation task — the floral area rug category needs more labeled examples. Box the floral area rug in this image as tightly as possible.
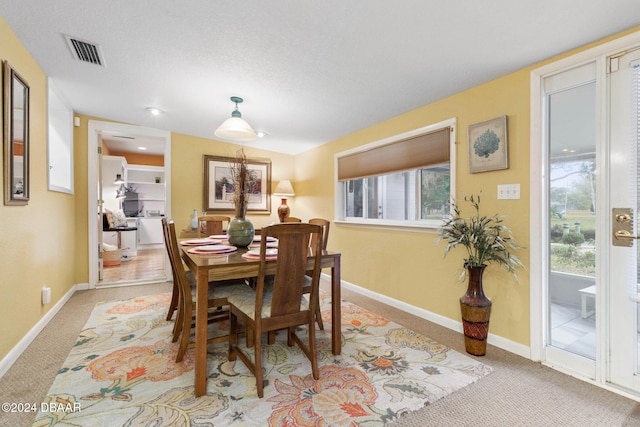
[33,292,492,426]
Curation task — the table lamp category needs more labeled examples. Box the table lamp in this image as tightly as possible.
[273,180,295,222]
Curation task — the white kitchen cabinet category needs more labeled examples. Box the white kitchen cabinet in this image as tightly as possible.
[102,155,126,212]
[121,218,138,256]
[102,231,118,247]
[126,164,166,217]
[137,217,164,246]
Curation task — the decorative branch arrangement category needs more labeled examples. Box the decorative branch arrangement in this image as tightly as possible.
[229,148,257,218]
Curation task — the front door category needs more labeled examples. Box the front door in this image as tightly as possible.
[608,47,640,393]
[544,61,598,378]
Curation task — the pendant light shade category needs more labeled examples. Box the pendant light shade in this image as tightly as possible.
[115,184,127,199]
[114,174,124,184]
[215,96,258,142]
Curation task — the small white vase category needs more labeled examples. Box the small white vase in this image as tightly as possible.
[190,209,198,230]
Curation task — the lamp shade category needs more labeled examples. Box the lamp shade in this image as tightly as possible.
[115,184,126,199]
[214,96,258,142]
[214,116,258,141]
[273,180,295,197]
[114,174,124,184]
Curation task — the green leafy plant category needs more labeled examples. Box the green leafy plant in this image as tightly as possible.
[437,194,523,275]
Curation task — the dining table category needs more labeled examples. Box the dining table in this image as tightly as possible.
[180,240,342,397]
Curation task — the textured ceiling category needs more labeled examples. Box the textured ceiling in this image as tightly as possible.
[2,1,640,155]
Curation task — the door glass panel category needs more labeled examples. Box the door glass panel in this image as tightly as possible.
[547,80,597,359]
[632,59,640,374]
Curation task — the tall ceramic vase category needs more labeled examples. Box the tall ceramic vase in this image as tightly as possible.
[227,217,254,247]
[459,265,492,356]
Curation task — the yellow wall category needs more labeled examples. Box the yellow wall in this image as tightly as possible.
[70,115,296,284]
[3,8,640,361]
[0,17,76,358]
[296,25,640,347]
[169,133,295,231]
[297,70,532,345]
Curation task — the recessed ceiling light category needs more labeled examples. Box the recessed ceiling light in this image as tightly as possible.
[257,131,267,138]
[146,107,162,116]
[138,146,147,151]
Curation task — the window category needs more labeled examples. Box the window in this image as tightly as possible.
[335,118,456,228]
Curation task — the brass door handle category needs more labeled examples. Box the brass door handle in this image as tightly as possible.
[614,230,640,240]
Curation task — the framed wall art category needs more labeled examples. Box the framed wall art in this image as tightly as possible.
[203,154,272,213]
[468,115,508,174]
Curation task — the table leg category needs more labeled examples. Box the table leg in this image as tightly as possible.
[331,256,341,355]
[194,269,208,397]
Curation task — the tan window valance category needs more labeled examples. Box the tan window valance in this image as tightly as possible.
[337,127,451,181]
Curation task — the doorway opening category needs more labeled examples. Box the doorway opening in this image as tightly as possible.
[88,120,172,288]
[531,30,640,399]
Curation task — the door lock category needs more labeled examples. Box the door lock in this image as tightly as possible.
[612,208,636,247]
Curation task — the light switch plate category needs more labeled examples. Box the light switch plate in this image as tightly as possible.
[497,184,520,200]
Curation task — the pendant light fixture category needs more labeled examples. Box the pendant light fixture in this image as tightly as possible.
[214,96,258,142]
[115,184,127,199]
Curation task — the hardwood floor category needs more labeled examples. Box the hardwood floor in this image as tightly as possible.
[100,248,167,285]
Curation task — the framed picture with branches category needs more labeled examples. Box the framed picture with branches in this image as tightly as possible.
[203,154,272,213]
[468,115,508,174]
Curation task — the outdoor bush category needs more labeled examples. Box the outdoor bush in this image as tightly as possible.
[551,243,595,276]
[551,244,578,258]
[582,229,595,241]
[550,224,564,240]
[562,231,585,246]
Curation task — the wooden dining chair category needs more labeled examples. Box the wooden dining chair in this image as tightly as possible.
[162,218,248,362]
[227,223,324,398]
[283,216,302,223]
[266,217,328,341]
[197,215,230,237]
[162,219,181,325]
[305,218,330,329]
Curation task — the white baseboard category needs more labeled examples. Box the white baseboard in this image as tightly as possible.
[76,282,90,291]
[0,285,77,378]
[340,279,531,359]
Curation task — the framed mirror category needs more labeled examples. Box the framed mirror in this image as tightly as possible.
[3,60,29,205]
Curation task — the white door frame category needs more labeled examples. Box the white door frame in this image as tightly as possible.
[530,30,640,398]
[87,120,172,288]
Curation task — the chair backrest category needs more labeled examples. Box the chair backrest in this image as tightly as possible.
[161,217,177,280]
[283,216,302,223]
[162,218,191,300]
[256,223,323,319]
[198,215,231,237]
[308,218,330,250]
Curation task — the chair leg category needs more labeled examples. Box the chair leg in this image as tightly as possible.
[166,285,179,321]
[315,301,324,330]
[228,311,238,361]
[308,319,319,379]
[175,300,191,363]
[172,300,184,343]
[247,326,254,348]
[254,330,264,398]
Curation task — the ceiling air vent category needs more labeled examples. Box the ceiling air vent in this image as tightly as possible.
[64,35,105,67]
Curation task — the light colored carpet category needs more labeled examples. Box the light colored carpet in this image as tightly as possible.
[29,290,489,425]
[1,280,640,426]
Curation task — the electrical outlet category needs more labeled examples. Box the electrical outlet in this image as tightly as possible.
[497,184,521,200]
[42,286,51,305]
